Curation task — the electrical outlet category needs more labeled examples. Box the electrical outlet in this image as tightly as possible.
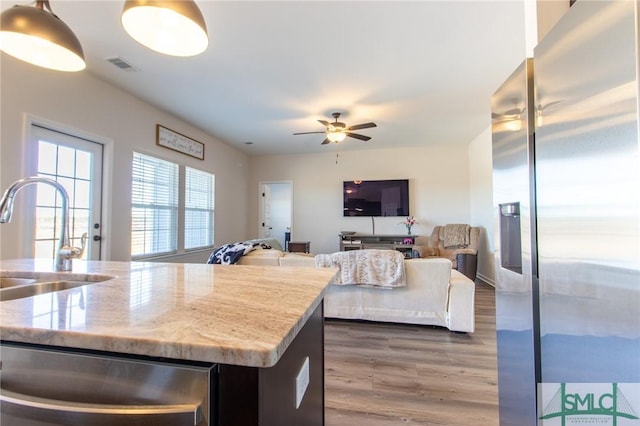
[295,357,310,409]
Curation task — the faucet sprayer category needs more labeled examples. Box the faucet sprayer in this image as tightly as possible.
[0,177,87,271]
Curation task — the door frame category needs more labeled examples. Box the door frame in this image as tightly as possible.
[22,114,114,260]
[257,180,293,250]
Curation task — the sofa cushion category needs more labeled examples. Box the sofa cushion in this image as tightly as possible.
[404,258,452,314]
[279,253,316,267]
[236,248,284,266]
[324,258,454,327]
[244,248,284,257]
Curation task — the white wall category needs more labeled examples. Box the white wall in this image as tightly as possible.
[0,53,495,273]
[249,129,498,285]
[248,144,473,256]
[0,55,249,262]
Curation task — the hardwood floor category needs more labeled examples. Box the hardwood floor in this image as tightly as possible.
[324,282,498,426]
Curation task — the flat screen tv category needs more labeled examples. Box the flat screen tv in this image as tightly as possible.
[343,179,409,217]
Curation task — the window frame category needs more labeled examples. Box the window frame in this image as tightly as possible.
[131,151,215,260]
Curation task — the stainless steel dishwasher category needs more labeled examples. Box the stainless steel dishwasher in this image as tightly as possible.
[0,343,215,425]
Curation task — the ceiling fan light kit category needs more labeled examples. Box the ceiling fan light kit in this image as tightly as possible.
[327,131,347,143]
[293,112,377,145]
[0,0,208,72]
[0,1,85,72]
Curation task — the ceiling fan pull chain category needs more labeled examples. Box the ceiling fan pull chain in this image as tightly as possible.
[336,152,339,164]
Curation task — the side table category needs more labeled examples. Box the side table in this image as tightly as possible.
[288,241,310,253]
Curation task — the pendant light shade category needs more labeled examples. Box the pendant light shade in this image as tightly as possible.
[121,0,208,57]
[0,2,85,72]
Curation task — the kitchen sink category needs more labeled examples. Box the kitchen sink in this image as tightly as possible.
[0,277,38,288]
[0,271,114,301]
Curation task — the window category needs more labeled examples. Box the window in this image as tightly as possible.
[131,152,215,258]
[185,167,215,249]
[131,152,179,257]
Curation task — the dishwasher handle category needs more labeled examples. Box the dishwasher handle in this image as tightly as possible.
[0,389,205,426]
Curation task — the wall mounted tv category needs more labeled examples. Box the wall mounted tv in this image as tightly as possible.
[343,179,410,217]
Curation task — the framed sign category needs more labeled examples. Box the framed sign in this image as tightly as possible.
[156,125,204,160]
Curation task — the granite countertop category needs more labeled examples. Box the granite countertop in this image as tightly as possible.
[0,259,336,368]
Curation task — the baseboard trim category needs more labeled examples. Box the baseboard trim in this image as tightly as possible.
[475,273,495,288]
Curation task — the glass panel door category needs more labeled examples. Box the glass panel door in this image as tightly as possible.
[30,125,103,260]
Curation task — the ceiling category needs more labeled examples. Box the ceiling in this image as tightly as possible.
[4,1,527,156]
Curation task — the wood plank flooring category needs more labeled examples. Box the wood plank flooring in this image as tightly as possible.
[324,282,498,425]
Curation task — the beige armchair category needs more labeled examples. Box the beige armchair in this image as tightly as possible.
[415,224,479,280]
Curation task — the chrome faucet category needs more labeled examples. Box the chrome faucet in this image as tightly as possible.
[0,177,87,271]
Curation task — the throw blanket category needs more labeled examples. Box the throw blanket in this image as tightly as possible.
[314,249,406,288]
[207,241,272,265]
[443,224,470,248]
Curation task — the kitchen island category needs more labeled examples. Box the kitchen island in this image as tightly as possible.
[0,259,336,425]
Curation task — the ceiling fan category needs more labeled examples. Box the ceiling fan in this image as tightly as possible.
[293,112,377,145]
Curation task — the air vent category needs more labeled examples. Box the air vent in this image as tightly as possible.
[106,56,137,71]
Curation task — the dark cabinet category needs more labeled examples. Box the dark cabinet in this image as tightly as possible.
[218,304,324,425]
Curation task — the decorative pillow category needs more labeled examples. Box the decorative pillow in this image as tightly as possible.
[207,241,280,264]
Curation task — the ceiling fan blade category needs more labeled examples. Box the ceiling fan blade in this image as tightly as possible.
[346,132,371,141]
[321,138,330,145]
[347,122,377,131]
[318,120,330,127]
[293,131,326,135]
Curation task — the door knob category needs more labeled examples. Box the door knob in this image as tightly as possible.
[93,235,102,242]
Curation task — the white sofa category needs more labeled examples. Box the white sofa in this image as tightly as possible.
[237,248,475,333]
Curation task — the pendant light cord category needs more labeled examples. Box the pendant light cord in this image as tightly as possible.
[36,1,55,17]
[35,1,63,21]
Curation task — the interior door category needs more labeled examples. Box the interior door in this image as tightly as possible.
[259,184,272,239]
[29,124,103,260]
[258,182,293,249]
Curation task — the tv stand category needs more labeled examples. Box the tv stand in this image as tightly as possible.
[339,234,418,259]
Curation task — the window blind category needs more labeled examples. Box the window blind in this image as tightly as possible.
[185,167,215,249]
[131,152,178,257]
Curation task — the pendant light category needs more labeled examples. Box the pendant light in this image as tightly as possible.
[121,0,208,57]
[0,1,85,72]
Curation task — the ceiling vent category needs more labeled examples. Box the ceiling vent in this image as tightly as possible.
[106,56,137,71]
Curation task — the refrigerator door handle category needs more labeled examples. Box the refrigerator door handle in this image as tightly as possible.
[0,389,204,426]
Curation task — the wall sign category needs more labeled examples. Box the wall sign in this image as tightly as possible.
[156,124,204,160]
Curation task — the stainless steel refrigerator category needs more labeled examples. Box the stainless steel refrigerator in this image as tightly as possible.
[492,2,640,425]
